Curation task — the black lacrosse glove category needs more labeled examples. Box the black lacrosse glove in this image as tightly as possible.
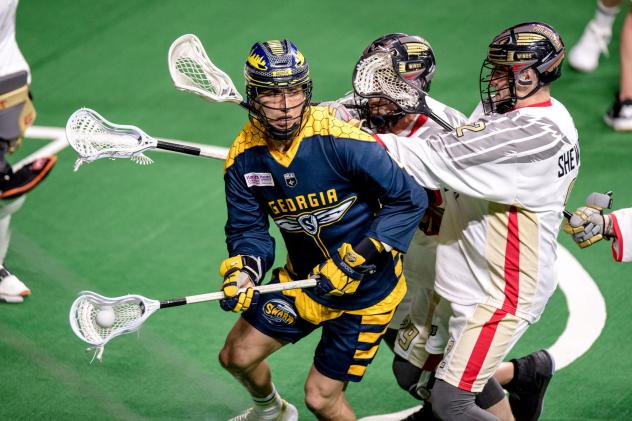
[0,155,57,200]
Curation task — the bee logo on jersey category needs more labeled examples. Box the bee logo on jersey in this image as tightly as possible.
[284,172,298,188]
[263,299,297,325]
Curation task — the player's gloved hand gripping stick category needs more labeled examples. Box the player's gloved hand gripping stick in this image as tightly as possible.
[310,238,381,296]
[219,255,263,312]
[563,191,613,248]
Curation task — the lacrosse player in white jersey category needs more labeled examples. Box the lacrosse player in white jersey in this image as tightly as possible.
[334,33,556,421]
[564,191,632,262]
[327,33,467,417]
[0,0,56,303]
[361,22,578,421]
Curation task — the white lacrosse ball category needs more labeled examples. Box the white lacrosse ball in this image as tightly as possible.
[96,306,116,328]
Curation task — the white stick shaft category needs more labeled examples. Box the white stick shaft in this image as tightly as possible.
[184,279,318,304]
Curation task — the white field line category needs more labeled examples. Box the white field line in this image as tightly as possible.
[549,244,607,370]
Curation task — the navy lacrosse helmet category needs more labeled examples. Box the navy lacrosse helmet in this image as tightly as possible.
[480,22,565,114]
[355,33,436,132]
[244,40,312,141]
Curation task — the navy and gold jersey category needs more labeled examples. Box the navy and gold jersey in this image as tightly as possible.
[224,106,426,310]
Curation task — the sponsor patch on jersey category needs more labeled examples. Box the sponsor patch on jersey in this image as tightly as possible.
[244,172,274,187]
[262,299,297,326]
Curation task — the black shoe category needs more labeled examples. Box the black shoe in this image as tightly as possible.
[604,93,632,131]
[505,349,555,421]
[401,403,436,421]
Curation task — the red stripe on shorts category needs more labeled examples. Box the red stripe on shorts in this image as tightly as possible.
[458,308,507,391]
[502,206,520,314]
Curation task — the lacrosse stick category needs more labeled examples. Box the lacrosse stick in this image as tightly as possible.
[65,107,228,171]
[69,278,317,361]
[168,34,252,111]
[353,51,453,131]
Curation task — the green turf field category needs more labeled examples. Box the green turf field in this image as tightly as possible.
[2,0,632,419]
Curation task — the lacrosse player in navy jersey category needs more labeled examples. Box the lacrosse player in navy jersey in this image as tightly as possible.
[217,39,426,421]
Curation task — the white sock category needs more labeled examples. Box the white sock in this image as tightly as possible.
[594,0,621,28]
[253,384,283,414]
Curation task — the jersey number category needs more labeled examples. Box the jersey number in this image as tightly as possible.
[455,121,486,137]
[397,316,419,351]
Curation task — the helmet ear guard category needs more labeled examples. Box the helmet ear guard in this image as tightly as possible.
[516,68,534,87]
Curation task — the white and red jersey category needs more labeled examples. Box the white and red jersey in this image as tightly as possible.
[378,98,579,322]
[397,95,467,292]
[611,208,632,262]
[389,96,467,333]
[0,0,30,81]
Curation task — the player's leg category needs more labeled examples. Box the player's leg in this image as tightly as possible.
[220,270,317,421]
[219,317,297,421]
[399,295,453,421]
[385,231,435,349]
[0,196,28,303]
[604,3,632,131]
[219,316,284,395]
[392,289,443,401]
[304,366,353,421]
[494,349,555,421]
[391,233,442,400]
[431,302,529,421]
[474,378,512,420]
[569,0,624,72]
[304,299,398,419]
[621,4,632,99]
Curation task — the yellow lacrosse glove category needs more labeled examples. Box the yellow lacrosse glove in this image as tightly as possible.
[310,239,381,296]
[218,255,262,312]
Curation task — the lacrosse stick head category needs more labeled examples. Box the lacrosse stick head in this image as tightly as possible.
[353,51,428,116]
[69,291,160,361]
[65,108,157,171]
[352,34,436,133]
[168,34,243,104]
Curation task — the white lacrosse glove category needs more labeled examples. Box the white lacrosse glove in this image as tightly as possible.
[563,191,613,248]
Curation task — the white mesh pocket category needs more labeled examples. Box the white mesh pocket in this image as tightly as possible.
[168,34,243,103]
[353,52,420,110]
